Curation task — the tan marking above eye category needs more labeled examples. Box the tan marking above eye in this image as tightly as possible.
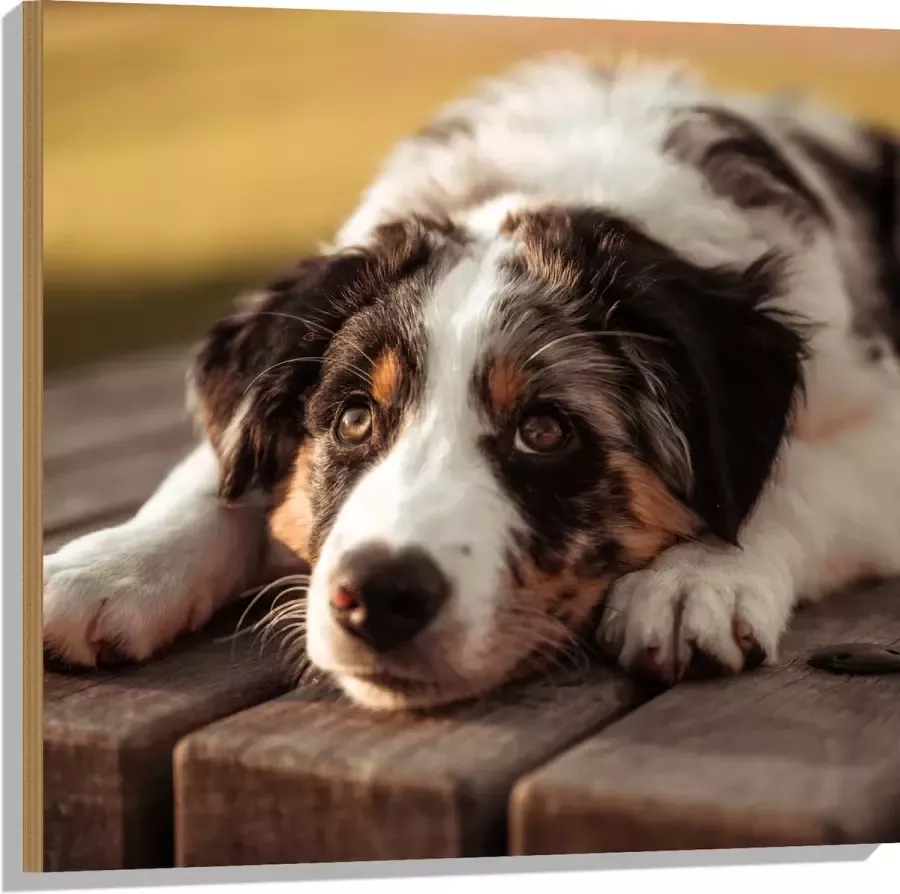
[487,358,527,415]
[371,348,401,406]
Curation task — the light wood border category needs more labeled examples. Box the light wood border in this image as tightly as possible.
[23,0,44,874]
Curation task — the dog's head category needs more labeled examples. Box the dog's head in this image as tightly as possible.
[190,206,806,710]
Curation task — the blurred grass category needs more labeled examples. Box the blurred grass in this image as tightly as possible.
[45,2,900,371]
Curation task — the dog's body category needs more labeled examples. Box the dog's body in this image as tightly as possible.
[44,57,900,711]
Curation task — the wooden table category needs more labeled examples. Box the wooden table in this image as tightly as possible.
[43,349,900,871]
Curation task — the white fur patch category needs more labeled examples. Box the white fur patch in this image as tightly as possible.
[43,443,265,665]
[306,246,525,688]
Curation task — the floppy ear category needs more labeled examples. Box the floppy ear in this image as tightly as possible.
[613,252,809,545]
[507,206,809,544]
[189,218,449,502]
[189,252,374,502]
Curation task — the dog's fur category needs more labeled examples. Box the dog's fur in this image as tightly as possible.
[44,57,900,711]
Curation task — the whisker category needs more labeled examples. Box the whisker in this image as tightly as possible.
[215,576,310,662]
[261,601,309,628]
[258,588,309,645]
[518,354,623,395]
[276,629,308,669]
[261,616,306,653]
[525,329,670,367]
[225,575,309,638]
[242,357,325,395]
[250,310,382,381]
[251,311,338,337]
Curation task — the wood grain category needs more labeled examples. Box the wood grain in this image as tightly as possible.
[44,347,191,465]
[43,598,291,872]
[174,666,654,866]
[43,348,197,536]
[43,350,293,871]
[43,428,195,534]
[510,578,900,855]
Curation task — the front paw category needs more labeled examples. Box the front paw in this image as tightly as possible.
[598,543,793,685]
[43,526,216,668]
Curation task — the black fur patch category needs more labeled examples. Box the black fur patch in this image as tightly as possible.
[665,105,829,228]
[500,206,809,545]
[797,128,900,350]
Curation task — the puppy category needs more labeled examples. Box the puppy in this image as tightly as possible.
[44,56,900,711]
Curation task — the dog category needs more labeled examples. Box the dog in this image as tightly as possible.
[43,56,900,711]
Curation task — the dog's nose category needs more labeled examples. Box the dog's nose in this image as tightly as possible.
[329,543,449,653]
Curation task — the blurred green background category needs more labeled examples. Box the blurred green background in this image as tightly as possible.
[45,2,900,372]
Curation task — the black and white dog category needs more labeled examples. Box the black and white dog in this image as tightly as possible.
[44,57,900,711]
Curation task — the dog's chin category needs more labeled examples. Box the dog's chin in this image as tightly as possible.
[329,670,490,712]
[318,659,536,712]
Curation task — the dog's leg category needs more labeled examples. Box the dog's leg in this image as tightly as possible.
[43,441,269,666]
[600,395,900,683]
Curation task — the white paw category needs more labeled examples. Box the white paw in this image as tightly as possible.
[598,542,794,685]
[43,524,219,667]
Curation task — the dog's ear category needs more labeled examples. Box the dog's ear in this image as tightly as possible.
[611,250,809,545]
[189,252,371,501]
[190,218,449,501]
[538,207,807,545]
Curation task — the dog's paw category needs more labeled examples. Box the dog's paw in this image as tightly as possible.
[43,524,218,668]
[598,542,793,685]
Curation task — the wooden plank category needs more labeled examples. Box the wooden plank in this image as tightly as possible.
[43,346,196,537]
[510,578,900,855]
[43,596,291,872]
[42,345,295,872]
[44,347,192,466]
[174,664,654,866]
[43,429,195,535]
[44,346,188,417]
[44,407,193,474]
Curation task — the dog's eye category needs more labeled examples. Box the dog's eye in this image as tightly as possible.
[514,412,569,455]
[336,404,373,444]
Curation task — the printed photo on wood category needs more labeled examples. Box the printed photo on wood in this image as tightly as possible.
[25,0,900,875]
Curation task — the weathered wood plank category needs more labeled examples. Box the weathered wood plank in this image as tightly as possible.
[44,347,296,872]
[43,430,195,535]
[44,347,196,538]
[44,347,192,465]
[510,578,900,855]
[43,597,291,872]
[45,406,193,474]
[174,665,654,866]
